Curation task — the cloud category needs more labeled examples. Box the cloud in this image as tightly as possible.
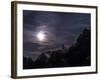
[23,10,91,57]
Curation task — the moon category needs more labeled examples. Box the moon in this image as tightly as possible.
[36,31,46,41]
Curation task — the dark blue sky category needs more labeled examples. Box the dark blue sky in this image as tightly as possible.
[23,10,90,60]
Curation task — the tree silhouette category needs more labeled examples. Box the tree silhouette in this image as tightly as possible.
[64,28,91,66]
[23,56,34,69]
[33,53,48,68]
[23,28,91,69]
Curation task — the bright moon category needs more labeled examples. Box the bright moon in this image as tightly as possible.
[37,31,45,41]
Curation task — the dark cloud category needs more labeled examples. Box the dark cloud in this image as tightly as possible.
[23,10,90,59]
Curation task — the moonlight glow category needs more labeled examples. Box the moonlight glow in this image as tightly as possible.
[37,31,46,41]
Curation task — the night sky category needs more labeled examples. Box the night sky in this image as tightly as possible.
[23,10,91,61]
